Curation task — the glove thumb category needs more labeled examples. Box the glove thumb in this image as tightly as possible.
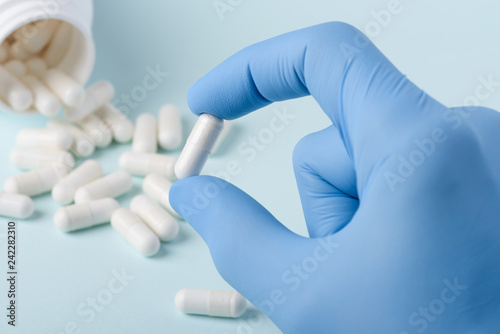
[169,176,304,298]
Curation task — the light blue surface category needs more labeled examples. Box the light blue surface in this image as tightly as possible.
[0,1,499,333]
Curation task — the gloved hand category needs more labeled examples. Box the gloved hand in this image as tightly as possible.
[170,22,500,333]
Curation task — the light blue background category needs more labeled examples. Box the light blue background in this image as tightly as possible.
[1,0,499,333]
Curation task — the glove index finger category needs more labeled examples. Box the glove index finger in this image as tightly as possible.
[187,23,316,120]
[188,21,445,194]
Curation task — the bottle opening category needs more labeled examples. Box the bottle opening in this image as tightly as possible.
[0,17,95,115]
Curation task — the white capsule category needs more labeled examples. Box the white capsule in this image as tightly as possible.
[175,114,224,179]
[0,43,10,63]
[142,173,181,219]
[96,104,134,143]
[175,289,247,318]
[25,57,48,77]
[10,147,74,170]
[0,64,33,111]
[20,75,61,117]
[16,128,73,150]
[26,57,85,108]
[74,170,133,204]
[54,198,119,232]
[9,41,32,60]
[158,104,183,150]
[64,81,115,121]
[212,120,234,154]
[0,191,34,219]
[43,22,72,67]
[14,20,59,54]
[4,59,27,77]
[44,68,85,108]
[119,151,176,180]
[130,195,179,242]
[52,160,103,205]
[132,113,157,153]
[4,165,70,197]
[47,118,95,158]
[79,114,113,148]
[111,208,160,256]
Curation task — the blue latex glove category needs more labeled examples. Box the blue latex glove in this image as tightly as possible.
[170,22,500,333]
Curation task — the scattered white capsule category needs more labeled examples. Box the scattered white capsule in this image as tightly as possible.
[47,118,95,158]
[158,104,183,150]
[142,173,181,219]
[79,114,113,148]
[27,57,85,108]
[21,20,59,54]
[111,208,160,256]
[16,128,73,150]
[52,160,103,205]
[43,21,72,67]
[175,114,224,179]
[10,147,74,170]
[132,113,157,153]
[4,59,27,77]
[96,104,134,143]
[130,195,179,242]
[175,289,247,318]
[0,43,10,63]
[54,198,119,232]
[4,165,70,197]
[20,75,62,117]
[0,191,34,219]
[0,64,33,111]
[119,151,176,180]
[64,81,115,121]
[74,170,133,204]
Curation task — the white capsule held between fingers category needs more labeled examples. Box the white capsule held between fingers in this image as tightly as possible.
[16,128,72,150]
[142,173,181,219]
[4,165,70,197]
[175,289,247,318]
[212,120,234,154]
[132,113,157,153]
[10,147,74,170]
[54,198,119,232]
[64,81,115,121]
[52,160,103,205]
[96,104,134,143]
[0,64,33,111]
[20,75,62,117]
[119,151,177,180]
[47,118,95,158]
[175,114,224,179]
[158,104,183,150]
[79,114,113,148]
[43,21,72,67]
[130,195,179,242]
[0,191,34,219]
[21,20,59,54]
[111,208,160,256]
[74,170,133,204]
[4,59,27,77]
[0,43,10,63]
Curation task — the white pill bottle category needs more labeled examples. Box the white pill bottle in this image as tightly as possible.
[0,0,95,114]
